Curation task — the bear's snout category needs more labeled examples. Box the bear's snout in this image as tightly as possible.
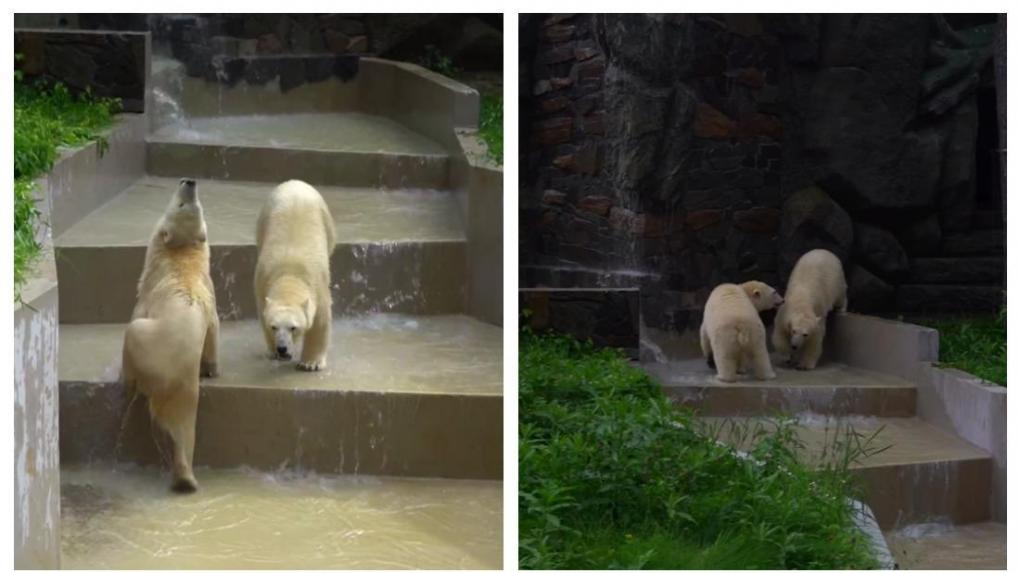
[276,346,291,360]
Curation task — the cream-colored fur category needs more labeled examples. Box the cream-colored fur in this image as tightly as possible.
[121,179,219,493]
[700,281,784,382]
[772,249,848,370]
[254,179,336,371]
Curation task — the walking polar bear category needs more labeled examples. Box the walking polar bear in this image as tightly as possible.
[254,179,336,371]
[700,281,784,382]
[121,179,219,492]
[772,249,848,370]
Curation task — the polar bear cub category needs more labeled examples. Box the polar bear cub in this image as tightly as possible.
[700,281,784,382]
[254,179,336,371]
[772,249,848,370]
[121,179,219,492]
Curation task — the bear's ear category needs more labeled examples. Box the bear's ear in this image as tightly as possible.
[302,297,313,319]
[160,229,172,245]
[752,288,761,299]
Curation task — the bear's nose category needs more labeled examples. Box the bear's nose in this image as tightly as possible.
[277,346,289,355]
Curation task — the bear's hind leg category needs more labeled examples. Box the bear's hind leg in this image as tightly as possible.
[750,339,776,381]
[700,323,715,369]
[153,383,200,493]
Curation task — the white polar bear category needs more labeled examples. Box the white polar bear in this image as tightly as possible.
[772,249,848,370]
[121,179,219,493]
[700,281,784,382]
[254,179,336,371]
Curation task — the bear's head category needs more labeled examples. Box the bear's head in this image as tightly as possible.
[159,178,207,247]
[740,280,784,312]
[263,286,316,361]
[787,312,823,351]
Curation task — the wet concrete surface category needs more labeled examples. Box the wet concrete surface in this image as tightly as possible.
[60,314,502,395]
[885,521,1005,569]
[55,177,464,247]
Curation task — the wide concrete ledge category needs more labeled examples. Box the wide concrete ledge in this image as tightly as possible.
[60,381,501,480]
[58,240,466,323]
[828,313,938,380]
[146,140,450,189]
[54,177,468,322]
[704,416,993,530]
[14,253,61,569]
[59,314,502,479]
[917,364,1006,522]
[153,56,478,155]
[647,359,917,417]
[37,114,147,238]
[520,288,641,358]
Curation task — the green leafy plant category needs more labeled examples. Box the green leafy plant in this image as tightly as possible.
[418,44,459,78]
[921,306,1006,386]
[14,56,120,299]
[519,328,881,569]
[480,94,503,165]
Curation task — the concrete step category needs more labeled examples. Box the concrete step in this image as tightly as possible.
[646,358,917,417]
[908,257,1003,284]
[54,177,467,323]
[883,521,1005,569]
[58,314,502,480]
[147,113,450,188]
[61,464,501,569]
[895,285,1003,314]
[703,416,993,530]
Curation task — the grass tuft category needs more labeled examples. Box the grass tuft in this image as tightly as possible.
[479,94,503,165]
[519,328,880,569]
[920,307,1006,386]
[14,68,119,299]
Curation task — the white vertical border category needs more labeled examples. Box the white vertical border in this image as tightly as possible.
[502,11,521,572]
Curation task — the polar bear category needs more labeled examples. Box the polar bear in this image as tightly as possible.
[700,281,784,382]
[254,180,336,371]
[772,249,848,370]
[121,179,219,492]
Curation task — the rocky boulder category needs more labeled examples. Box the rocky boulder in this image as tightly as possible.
[853,223,910,279]
[778,186,853,277]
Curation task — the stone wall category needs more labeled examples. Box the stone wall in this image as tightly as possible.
[15,14,503,80]
[520,14,1004,341]
[14,29,149,112]
[520,14,784,334]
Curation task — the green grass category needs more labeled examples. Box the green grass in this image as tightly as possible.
[479,94,503,165]
[920,307,1006,386]
[14,72,119,298]
[519,328,880,570]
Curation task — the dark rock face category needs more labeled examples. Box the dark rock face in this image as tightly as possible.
[778,186,853,277]
[909,257,1003,284]
[847,265,895,313]
[519,13,1003,335]
[15,30,147,112]
[853,223,910,280]
[520,289,641,358]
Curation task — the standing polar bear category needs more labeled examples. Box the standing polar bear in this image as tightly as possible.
[772,249,848,370]
[121,179,219,492]
[700,281,784,382]
[255,180,336,371]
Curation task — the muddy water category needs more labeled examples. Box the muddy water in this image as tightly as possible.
[61,465,502,569]
[884,521,1005,569]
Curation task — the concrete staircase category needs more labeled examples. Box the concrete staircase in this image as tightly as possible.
[643,318,1004,569]
[52,43,501,568]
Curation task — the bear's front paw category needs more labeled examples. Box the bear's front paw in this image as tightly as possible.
[201,362,220,378]
[297,358,326,372]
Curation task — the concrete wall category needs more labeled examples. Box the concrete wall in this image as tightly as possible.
[14,254,61,569]
[829,312,1006,523]
[451,132,503,326]
[45,113,148,238]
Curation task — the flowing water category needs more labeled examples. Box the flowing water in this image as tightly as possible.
[61,465,502,569]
